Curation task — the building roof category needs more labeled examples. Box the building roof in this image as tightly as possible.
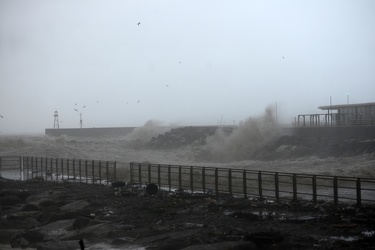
[318,102,375,110]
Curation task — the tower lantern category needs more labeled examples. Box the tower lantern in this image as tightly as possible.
[53,110,59,129]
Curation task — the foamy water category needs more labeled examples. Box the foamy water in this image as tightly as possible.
[0,133,374,178]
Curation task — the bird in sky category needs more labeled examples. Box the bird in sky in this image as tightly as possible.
[75,103,77,105]
[166,84,169,87]
[137,22,141,26]
[137,100,140,103]
[0,115,3,118]
[74,109,78,112]
[83,106,86,108]
[179,61,181,64]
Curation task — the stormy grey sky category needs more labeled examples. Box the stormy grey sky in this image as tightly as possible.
[1,0,374,134]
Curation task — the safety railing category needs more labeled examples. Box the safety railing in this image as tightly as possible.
[0,156,129,185]
[2,156,375,206]
[130,162,375,206]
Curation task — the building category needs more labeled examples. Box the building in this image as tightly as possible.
[296,102,375,127]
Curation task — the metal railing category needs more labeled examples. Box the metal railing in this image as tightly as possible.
[2,156,375,207]
[130,162,375,207]
[0,156,129,185]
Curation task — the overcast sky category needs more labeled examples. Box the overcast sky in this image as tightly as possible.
[1,0,374,134]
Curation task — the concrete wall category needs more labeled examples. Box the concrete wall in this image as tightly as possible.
[290,126,375,139]
[45,127,136,137]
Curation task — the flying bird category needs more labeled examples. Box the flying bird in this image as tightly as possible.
[137,100,140,103]
[166,84,169,87]
[74,109,78,112]
[83,106,86,108]
[137,22,141,26]
[0,115,3,118]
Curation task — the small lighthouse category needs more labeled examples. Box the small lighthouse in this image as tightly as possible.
[53,110,59,129]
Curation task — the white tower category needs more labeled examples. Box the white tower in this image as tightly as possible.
[53,110,59,129]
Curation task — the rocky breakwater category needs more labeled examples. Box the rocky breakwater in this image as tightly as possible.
[145,126,234,149]
[0,178,139,250]
[1,177,375,249]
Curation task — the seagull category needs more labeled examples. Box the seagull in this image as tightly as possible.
[166,84,169,87]
[137,22,141,26]
[179,61,181,64]
[0,115,3,118]
[282,57,284,59]
[137,100,140,103]
[74,109,78,112]
[75,103,77,105]
[83,105,86,108]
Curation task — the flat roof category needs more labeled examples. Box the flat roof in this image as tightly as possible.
[318,102,375,110]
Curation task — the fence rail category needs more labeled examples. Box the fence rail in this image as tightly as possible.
[1,156,375,207]
[0,156,129,185]
[130,162,375,207]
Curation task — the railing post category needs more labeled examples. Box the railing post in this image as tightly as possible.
[228,169,232,196]
[333,177,338,206]
[55,158,58,180]
[73,159,76,180]
[91,160,95,184]
[292,174,297,201]
[178,166,182,189]
[31,157,34,179]
[61,158,64,180]
[67,159,70,180]
[20,156,23,181]
[258,171,263,200]
[0,157,2,178]
[356,178,361,207]
[190,166,193,193]
[130,162,134,185]
[215,168,219,196]
[85,160,88,184]
[168,165,172,192]
[158,165,161,188]
[41,157,43,179]
[243,170,247,199]
[99,161,102,184]
[275,172,279,201]
[148,164,151,184]
[26,156,29,180]
[138,163,142,186]
[312,175,317,203]
[202,167,206,194]
[45,157,48,180]
[113,161,117,182]
[50,158,53,180]
[79,160,82,183]
[106,161,109,185]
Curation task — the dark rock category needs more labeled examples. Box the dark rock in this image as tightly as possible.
[0,189,31,200]
[21,203,40,212]
[112,181,126,188]
[0,195,22,206]
[73,216,94,229]
[9,234,29,249]
[38,198,56,208]
[146,183,159,195]
[61,200,89,211]
[36,240,81,250]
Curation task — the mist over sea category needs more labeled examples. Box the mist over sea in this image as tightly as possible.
[1,115,374,179]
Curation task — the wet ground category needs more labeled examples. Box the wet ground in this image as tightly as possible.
[1,178,375,249]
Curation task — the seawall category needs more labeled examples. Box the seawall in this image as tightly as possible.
[45,127,137,137]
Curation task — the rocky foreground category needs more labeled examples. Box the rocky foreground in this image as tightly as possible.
[1,178,375,250]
